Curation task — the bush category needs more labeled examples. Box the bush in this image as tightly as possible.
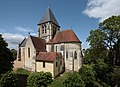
[27,72,53,87]
[79,65,96,86]
[0,71,18,87]
[62,72,85,87]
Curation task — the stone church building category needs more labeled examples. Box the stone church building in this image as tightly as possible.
[17,7,82,77]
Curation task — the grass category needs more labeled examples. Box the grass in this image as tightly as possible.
[14,68,31,75]
[49,72,69,87]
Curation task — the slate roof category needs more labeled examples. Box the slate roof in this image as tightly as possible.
[30,36,46,52]
[36,52,62,62]
[47,30,81,44]
[19,38,27,47]
[38,7,60,27]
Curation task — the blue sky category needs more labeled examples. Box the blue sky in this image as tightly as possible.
[0,0,120,49]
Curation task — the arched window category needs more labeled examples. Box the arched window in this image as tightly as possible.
[42,25,44,34]
[28,47,30,58]
[66,51,68,59]
[74,51,77,59]
[45,25,47,33]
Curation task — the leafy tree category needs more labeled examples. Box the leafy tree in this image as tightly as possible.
[0,71,18,87]
[84,29,108,64]
[10,49,17,60]
[79,65,96,87]
[62,72,85,87]
[107,66,120,86]
[99,15,120,65]
[27,72,53,87]
[94,59,112,86]
[0,34,14,74]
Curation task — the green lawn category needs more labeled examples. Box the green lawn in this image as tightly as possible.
[49,72,69,87]
[13,68,31,75]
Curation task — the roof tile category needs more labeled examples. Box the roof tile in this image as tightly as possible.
[30,36,46,52]
[36,52,62,62]
[38,7,60,27]
[48,30,81,44]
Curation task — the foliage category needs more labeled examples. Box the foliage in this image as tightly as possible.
[0,71,18,87]
[14,68,31,75]
[84,15,120,87]
[99,15,120,65]
[10,49,17,60]
[85,29,108,64]
[27,72,53,87]
[62,72,85,87]
[0,34,14,74]
[79,65,96,87]
[107,66,120,86]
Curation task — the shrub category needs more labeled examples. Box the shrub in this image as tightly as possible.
[62,72,85,87]
[79,65,96,86]
[0,71,18,87]
[27,72,53,87]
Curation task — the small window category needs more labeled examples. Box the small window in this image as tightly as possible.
[45,25,47,33]
[74,51,77,59]
[42,25,44,34]
[51,45,54,52]
[43,61,45,68]
[60,45,64,51]
[70,51,73,57]
[66,51,68,59]
[28,47,30,58]
[56,62,58,67]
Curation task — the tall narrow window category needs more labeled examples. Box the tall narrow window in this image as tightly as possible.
[74,51,77,59]
[56,62,58,67]
[28,47,30,58]
[45,25,47,33]
[42,25,44,34]
[60,45,64,51]
[70,51,73,57]
[66,51,68,59]
[43,61,45,68]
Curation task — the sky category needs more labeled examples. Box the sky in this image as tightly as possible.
[0,0,120,50]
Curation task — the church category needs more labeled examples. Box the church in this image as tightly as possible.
[17,7,83,78]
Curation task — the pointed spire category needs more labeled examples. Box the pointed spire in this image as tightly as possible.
[38,7,60,27]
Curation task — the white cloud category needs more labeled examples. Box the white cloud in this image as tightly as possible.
[1,33,26,50]
[15,26,33,33]
[83,0,120,22]
[0,26,37,50]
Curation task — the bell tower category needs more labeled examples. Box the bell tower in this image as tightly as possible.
[38,7,60,42]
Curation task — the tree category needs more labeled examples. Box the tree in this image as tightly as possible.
[84,29,108,64]
[83,15,120,86]
[62,72,85,87]
[99,15,120,65]
[10,49,17,60]
[79,65,96,87]
[107,66,120,86]
[0,71,18,87]
[27,72,53,87]
[0,34,14,74]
